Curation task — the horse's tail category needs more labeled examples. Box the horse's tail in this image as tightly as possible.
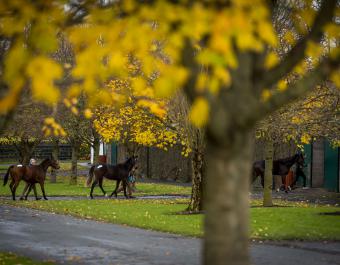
[86,165,95,187]
[3,165,14,186]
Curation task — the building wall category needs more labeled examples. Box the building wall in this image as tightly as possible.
[116,144,192,182]
[111,139,339,192]
[312,139,325,188]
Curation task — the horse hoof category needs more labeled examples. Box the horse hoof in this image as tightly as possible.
[36,198,42,201]
[44,198,48,200]
[19,197,24,201]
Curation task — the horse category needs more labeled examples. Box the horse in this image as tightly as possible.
[252,153,305,191]
[86,156,138,199]
[3,157,60,200]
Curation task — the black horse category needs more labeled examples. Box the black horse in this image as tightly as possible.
[87,156,138,199]
[252,153,305,188]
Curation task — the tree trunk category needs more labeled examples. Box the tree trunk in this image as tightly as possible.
[204,130,253,265]
[17,140,35,165]
[187,148,204,212]
[50,138,59,183]
[263,138,273,207]
[70,144,78,185]
[93,138,100,164]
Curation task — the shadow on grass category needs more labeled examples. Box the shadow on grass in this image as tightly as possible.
[318,211,340,216]
[251,204,293,208]
[167,210,204,215]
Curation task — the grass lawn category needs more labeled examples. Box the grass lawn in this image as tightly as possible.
[0,252,54,265]
[0,176,191,197]
[1,198,340,240]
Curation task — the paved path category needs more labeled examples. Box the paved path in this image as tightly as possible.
[0,194,190,201]
[251,188,340,205]
[1,205,340,265]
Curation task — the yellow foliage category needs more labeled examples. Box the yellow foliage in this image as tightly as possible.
[264,52,279,69]
[284,31,296,46]
[330,71,340,88]
[84,109,93,119]
[43,117,66,137]
[261,89,272,102]
[189,97,209,128]
[277,80,287,92]
[0,0,338,142]
[26,57,62,104]
[300,133,311,144]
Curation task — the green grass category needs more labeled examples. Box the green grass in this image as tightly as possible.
[1,199,202,237]
[1,198,340,240]
[0,176,191,197]
[251,201,340,240]
[0,252,54,265]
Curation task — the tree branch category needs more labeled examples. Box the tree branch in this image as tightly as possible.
[257,0,337,89]
[257,54,340,120]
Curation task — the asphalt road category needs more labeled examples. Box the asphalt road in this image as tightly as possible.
[0,205,340,265]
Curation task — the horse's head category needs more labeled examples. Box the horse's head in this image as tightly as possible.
[125,155,138,169]
[46,156,60,170]
[295,152,305,167]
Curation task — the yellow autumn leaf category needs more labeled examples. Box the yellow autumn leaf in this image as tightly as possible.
[189,97,209,127]
[26,56,62,104]
[264,52,279,69]
[84,109,93,119]
[277,80,287,92]
[261,89,272,102]
[300,133,311,144]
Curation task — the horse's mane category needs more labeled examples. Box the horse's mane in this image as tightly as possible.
[123,157,135,170]
[39,158,50,165]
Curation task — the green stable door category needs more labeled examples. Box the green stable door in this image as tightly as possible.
[111,143,118,165]
[303,144,312,187]
[324,141,339,192]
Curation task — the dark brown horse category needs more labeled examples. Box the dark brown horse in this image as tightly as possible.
[252,153,305,189]
[87,156,137,199]
[3,157,60,200]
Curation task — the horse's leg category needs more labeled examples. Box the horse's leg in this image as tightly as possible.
[260,174,264,188]
[122,180,129,199]
[127,182,133,198]
[24,184,33,200]
[9,179,15,193]
[11,180,20,201]
[39,181,48,200]
[90,179,99,199]
[20,183,30,200]
[110,180,120,197]
[98,178,106,196]
[282,175,288,193]
[32,184,41,200]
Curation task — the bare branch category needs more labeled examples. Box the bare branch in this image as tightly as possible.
[256,54,340,120]
[257,0,337,89]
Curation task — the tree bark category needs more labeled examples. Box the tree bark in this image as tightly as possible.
[50,138,59,183]
[70,144,78,185]
[187,148,204,212]
[263,137,273,207]
[16,139,35,165]
[93,138,100,164]
[204,130,253,265]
